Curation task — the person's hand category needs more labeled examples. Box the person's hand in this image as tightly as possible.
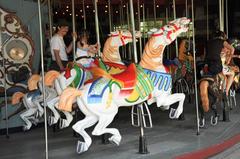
[72,32,77,41]
[60,67,65,73]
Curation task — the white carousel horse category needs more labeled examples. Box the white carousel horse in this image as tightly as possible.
[46,30,141,128]
[58,17,190,154]
[11,74,58,131]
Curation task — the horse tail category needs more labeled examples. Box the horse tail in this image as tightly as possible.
[12,92,25,105]
[200,80,209,112]
[28,74,41,91]
[58,88,82,112]
[44,70,60,87]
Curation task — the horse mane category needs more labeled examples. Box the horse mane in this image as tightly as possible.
[58,87,82,112]
[28,74,41,91]
[178,39,186,61]
[140,37,165,71]
[102,37,121,63]
[12,92,25,105]
[44,70,60,87]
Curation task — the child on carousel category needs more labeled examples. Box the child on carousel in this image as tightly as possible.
[76,29,99,68]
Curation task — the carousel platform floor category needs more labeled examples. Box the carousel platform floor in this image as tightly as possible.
[1,95,240,159]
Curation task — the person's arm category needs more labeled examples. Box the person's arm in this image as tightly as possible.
[53,49,64,71]
[66,32,77,54]
[224,41,235,64]
[66,42,73,54]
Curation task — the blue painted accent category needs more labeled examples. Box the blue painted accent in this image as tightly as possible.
[87,78,110,104]
[143,69,172,92]
[78,70,85,89]
[27,90,41,100]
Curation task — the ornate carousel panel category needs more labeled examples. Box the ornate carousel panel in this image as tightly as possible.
[0,7,34,96]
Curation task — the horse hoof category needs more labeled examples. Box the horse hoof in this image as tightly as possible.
[210,116,218,126]
[199,118,205,128]
[169,108,177,119]
[32,119,39,126]
[109,136,121,146]
[59,119,69,129]
[48,116,57,126]
[23,126,30,132]
[76,141,88,154]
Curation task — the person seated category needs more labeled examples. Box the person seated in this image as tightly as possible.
[203,30,229,77]
[76,29,98,67]
[221,40,235,96]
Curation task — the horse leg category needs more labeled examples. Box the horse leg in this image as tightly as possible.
[157,93,185,119]
[200,80,210,112]
[20,108,37,131]
[47,97,60,125]
[34,100,44,118]
[198,105,206,128]
[72,115,98,154]
[92,113,121,146]
[59,111,73,129]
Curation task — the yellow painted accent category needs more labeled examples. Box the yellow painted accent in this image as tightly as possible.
[126,88,140,102]
[106,92,113,108]
[108,67,125,75]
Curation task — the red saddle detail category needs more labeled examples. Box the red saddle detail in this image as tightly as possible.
[112,63,137,88]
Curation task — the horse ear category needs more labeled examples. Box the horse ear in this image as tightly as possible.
[150,28,158,33]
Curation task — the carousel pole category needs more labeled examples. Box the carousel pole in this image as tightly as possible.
[142,4,146,48]
[120,0,125,59]
[72,0,76,62]
[225,0,228,37]
[37,0,49,158]
[185,0,188,17]
[137,0,143,57]
[93,0,101,56]
[219,0,224,31]
[165,7,170,59]
[206,0,209,40]
[83,0,87,29]
[153,0,157,26]
[108,0,112,32]
[191,0,200,135]
[126,3,131,60]
[129,0,148,154]
[173,0,179,57]
[47,0,53,38]
[0,10,9,139]
[129,0,138,64]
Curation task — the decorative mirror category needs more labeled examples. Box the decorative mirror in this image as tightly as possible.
[0,7,34,95]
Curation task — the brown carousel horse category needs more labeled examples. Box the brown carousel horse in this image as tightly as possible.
[199,51,239,127]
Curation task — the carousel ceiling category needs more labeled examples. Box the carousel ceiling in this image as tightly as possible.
[51,0,215,19]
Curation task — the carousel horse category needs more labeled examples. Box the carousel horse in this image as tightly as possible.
[10,74,58,131]
[198,47,240,127]
[58,17,189,154]
[45,30,141,128]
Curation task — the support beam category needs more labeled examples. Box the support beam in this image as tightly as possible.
[37,0,49,158]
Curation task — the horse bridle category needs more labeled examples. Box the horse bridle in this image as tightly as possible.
[151,23,181,41]
[111,31,133,46]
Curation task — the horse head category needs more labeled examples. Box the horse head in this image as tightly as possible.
[108,30,141,47]
[102,30,141,64]
[148,17,190,47]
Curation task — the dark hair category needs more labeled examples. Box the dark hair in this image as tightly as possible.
[212,30,227,40]
[78,29,90,46]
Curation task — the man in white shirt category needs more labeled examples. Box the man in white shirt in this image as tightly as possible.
[50,22,73,71]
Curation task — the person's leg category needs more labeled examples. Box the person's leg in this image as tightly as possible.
[225,70,235,96]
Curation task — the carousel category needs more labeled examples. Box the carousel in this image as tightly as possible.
[1,0,240,159]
